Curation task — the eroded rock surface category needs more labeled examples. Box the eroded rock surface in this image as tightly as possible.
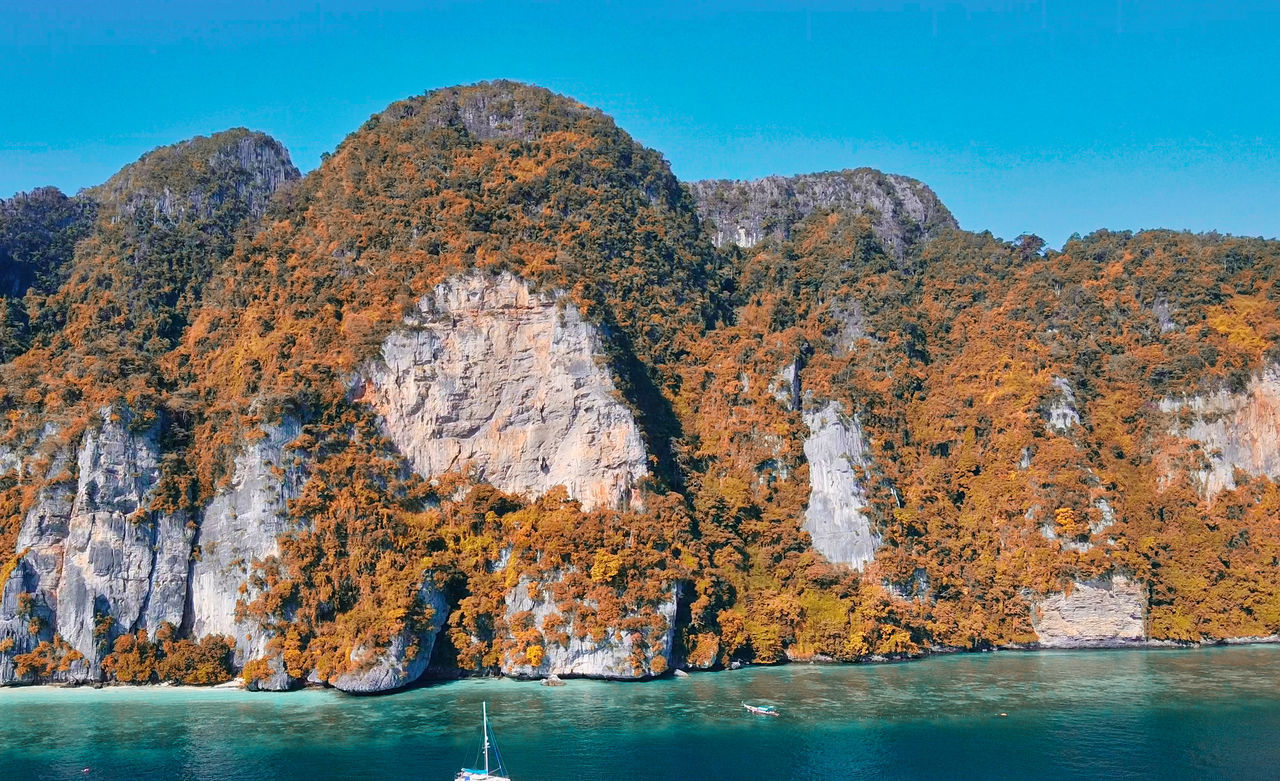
[91,130,298,224]
[190,416,307,681]
[689,169,957,257]
[54,409,191,675]
[361,273,648,511]
[1031,576,1147,648]
[1160,367,1280,497]
[1,408,193,679]
[1045,377,1081,433]
[802,402,879,570]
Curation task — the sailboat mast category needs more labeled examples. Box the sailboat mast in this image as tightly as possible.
[483,702,490,775]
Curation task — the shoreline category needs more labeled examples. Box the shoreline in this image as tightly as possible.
[4,635,1279,696]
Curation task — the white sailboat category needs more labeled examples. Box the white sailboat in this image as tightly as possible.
[456,702,512,781]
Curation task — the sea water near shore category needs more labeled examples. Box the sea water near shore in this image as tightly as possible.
[2,645,1279,780]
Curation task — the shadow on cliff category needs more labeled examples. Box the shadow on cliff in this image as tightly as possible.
[599,323,686,494]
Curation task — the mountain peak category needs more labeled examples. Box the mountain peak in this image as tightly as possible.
[89,128,299,225]
[361,80,616,146]
[689,168,957,257]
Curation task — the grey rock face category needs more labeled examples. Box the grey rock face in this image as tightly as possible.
[361,273,648,511]
[376,80,610,146]
[1045,377,1081,433]
[0,556,52,684]
[1152,296,1178,333]
[1,408,191,679]
[1159,365,1280,497]
[329,581,449,693]
[1030,576,1147,648]
[500,575,678,679]
[11,447,77,624]
[243,654,293,692]
[54,410,192,674]
[689,169,957,257]
[802,402,879,570]
[190,416,307,669]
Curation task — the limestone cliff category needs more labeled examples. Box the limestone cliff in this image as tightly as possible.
[189,417,308,689]
[801,402,879,570]
[359,273,649,511]
[8,84,1280,689]
[328,580,449,694]
[1,408,189,681]
[89,129,297,224]
[1045,377,1082,433]
[499,575,677,679]
[1030,576,1147,648]
[1160,366,1280,497]
[689,169,957,257]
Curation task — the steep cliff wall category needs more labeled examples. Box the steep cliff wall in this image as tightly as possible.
[53,409,190,675]
[1160,366,1280,497]
[189,417,307,689]
[1030,576,1147,648]
[1,408,189,680]
[802,402,879,570]
[360,273,648,511]
[689,169,957,257]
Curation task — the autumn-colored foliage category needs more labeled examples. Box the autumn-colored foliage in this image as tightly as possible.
[2,82,1280,685]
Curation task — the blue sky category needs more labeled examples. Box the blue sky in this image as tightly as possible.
[2,0,1277,248]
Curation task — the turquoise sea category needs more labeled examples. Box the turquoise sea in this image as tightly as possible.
[2,646,1279,780]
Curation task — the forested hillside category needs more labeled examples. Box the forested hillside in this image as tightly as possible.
[2,82,1278,692]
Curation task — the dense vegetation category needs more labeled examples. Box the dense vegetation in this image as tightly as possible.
[0,187,97,362]
[2,81,1279,687]
[678,218,1280,659]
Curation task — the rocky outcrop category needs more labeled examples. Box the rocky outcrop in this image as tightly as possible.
[53,409,190,675]
[189,416,307,685]
[90,129,299,224]
[0,554,49,684]
[802,402,879,570]
[360,273,648,511]
[500,575,678,679]
[0,438,73,683]
[1045,377,1081,433]
[1030,575,1147,648]
[1160,366,1280,497]
[689,169,957,257]
[329,580,449,693]
[0,408,194,679]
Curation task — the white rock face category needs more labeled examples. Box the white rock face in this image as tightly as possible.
[361,272,648,511]
[1160,367,1280,497]
[802,402,879,570]
[500,575,678,679]
[329,581,448,693]
[1046,377,1081,433]
[1031,576,1147,648]
[1,438,73,683]
[190,416,307,681]
[54,411,192,673]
